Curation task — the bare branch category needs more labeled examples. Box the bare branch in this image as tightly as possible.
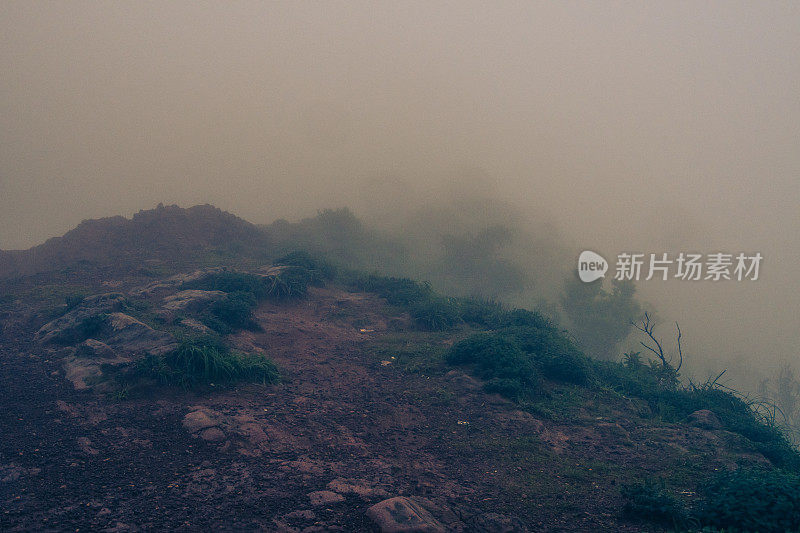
[631,312,668,367]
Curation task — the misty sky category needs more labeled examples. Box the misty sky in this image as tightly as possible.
[2,2,799,382]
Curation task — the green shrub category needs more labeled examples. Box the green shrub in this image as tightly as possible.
[182,271,268,298]
[274,250,337,284]
[134,337,279,388]
[458,297,507,328]
[503,308,553,329]
[264,266,312,300]
[596,357,799,468]
[411,296,461,330]
[699,468,800,532]
[502,326,593,385]
[183,268,313,307]
[620,478,689,528]
[447,333,539,390]
[204,291,259,333]
[354,275,433,307]
[484,377,526,401]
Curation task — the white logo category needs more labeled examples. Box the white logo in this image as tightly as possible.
[578,251,608,283]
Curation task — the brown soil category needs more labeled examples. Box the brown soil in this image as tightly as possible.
[0,286,769,532]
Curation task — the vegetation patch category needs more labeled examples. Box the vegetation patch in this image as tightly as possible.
[622,468,800,532]
[447,333,540,399]
[202,291,260,334]
[620,478,689,529]
[698,467,800,532]
[132,337,279,389]
[274,250,337,285]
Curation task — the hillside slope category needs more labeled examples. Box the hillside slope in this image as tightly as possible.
[0,204,271,278]
[0,209,797,532]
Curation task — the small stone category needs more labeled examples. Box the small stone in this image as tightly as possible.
[308,490,345,506]
[199,427,226,442]
[182,409,218,432]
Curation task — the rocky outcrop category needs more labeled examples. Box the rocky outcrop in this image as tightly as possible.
[35,293,125,344]
[103,312,176,357]
[366,497,445,533]
[162,289,225,312]
[130,267,224,297]
[40,293,177,391]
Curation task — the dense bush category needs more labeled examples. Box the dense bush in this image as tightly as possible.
[457,298,508,329]
[620,479,688,528]
[503,308,553,329]
[595,354,799,469]
[411,296,462,331]
[203,291,259,334]
[353,274,465,330]
[264,266,312,300]
[134,337,279,388]
[624,469,800,532]
[698,468,800,532]
[182,271,269,298]
[274,250,337,284]
[502,325,593,385]
[354,275,434,307]
[447,334,540,397]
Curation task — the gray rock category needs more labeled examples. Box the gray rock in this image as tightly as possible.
[36,293,125,344]
[103,312,176,356]
[130,268,224,296]
[366,497,445,533]
[162,290,225,312]
[182,409,219,432]
[199,427,226,442]
[75,339,116,359]
[62,357,103,391]
[62,351,131,391]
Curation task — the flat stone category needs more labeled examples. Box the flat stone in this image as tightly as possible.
[366,497,445,533]
[163,290,225,312]
[182,409,219,432]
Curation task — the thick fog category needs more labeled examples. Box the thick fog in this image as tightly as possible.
[1,2,799,388]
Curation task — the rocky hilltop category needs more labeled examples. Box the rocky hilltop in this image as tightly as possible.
[1,206,798,532]
[0,204,270,278]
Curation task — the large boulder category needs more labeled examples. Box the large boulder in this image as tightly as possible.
[103,312,176,356]
[35,293,125,344]
[366,497,445,533]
